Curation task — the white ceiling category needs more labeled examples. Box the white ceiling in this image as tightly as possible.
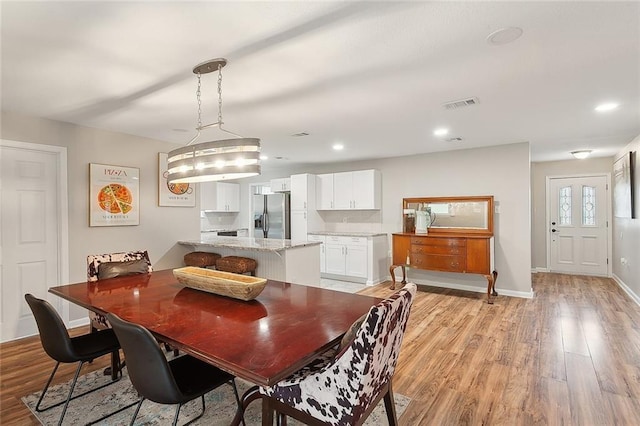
[2,1,639,171]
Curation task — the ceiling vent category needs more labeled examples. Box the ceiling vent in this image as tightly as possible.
[291,132,309,137]
[442,97,479,110]
[444,137,463,142]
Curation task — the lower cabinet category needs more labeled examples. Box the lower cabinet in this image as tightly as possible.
[310,234,387,284]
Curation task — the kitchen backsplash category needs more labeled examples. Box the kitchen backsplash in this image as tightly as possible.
[317,210,383,233]
[201,212,239,231]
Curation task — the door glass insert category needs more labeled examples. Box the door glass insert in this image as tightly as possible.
[559,186,572,225]
[582,185,596,226]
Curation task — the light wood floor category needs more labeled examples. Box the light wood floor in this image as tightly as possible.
[2,273,640,425]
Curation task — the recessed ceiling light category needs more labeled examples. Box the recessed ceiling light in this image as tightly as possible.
[487,27,523,45]
[433,128,449,137]
[260,155,269,160]
[332,143,344,151]
[595,102,619,112]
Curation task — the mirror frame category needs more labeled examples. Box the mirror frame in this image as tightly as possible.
[402,195,494,236]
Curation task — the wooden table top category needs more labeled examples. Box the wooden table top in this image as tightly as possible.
[50,269,381,386]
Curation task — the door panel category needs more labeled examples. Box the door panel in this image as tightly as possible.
[548,176,608,275]
[1,145,60,341]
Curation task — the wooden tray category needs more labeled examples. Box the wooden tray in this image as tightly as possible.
[173,267,266,301]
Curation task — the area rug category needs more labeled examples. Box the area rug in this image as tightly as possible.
[23,368,410,425]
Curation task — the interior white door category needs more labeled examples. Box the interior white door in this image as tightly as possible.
[548,176,608,275]
[1,144,61,341]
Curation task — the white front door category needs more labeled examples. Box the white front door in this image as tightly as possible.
[1,141,66,342]
[548,175,609,276]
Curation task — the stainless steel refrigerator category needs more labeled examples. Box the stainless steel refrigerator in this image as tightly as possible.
[253,193,291,239]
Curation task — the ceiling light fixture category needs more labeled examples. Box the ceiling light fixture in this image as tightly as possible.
[433,128,449,137]
[332,143,344,151]
[486,27,523,45]
[594,102,619,112]
[167,58,260,183]
[571,150,592,159]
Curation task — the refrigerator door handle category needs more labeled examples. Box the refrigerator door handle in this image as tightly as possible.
[263,213,269,238]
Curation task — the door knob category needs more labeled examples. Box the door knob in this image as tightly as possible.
[551,229,557,233]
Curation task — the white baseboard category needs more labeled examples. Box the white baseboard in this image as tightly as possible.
[612,274,640,307]
[395,276,534,299]
[531,267,549,273]
[69,317,90,329]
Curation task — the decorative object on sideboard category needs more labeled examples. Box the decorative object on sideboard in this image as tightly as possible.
[167,58,260,184]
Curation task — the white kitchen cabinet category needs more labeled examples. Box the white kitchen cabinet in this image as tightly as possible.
[316,170,381,210]
[324,236,368,279]
[200,182,240,212]
[291,210,309,241]
[290,174,314,211]
[270,177,291,192]
[316,174,334,210]
[307,234,326,273]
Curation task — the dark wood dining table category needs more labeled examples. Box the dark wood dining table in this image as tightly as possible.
[49,269,381,424]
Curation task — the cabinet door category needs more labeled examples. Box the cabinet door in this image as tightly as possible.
[290,210,308,240]
[316,174,334,210]
[200,182,216,211]
[220,182,240,212]
[345,244,367,278]
[270,178,291,192]
[333,172,353,209]
[352,170,381,209]
[325,243,346,275]
[290,174,309,211]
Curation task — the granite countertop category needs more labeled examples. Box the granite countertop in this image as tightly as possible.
[307,231,387,237]
[178,236,321,252]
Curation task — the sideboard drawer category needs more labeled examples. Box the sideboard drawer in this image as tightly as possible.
[411,244,465,256]
[410,237,466,247]
[410,253,466,272]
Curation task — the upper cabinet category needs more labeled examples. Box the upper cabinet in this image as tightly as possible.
[316,170,381,210]
[290,173,315,211]
[200,182,240,212]
[270,177,291,192]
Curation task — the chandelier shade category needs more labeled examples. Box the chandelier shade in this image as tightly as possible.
[167,138,260,183]
[167,58,260,184]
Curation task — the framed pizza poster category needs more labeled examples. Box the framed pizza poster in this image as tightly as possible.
[158,153,196,207]
[89,163,140,226]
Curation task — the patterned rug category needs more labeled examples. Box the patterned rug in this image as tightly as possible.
[22,367,410,425]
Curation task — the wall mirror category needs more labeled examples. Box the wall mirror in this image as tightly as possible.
[402,195,494,235]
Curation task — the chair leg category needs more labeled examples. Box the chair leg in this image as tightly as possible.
[56,361,84,426]
[182,395,208,426]
[277,411,288,426]
[230,385,262,426]
[229,379,246,426]
[173,402,183,426]
[35,361,61,412]
[383,386,398,426]
[129,398,145,426]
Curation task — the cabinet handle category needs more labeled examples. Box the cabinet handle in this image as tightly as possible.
[304,212,307,219]
[304,201,307,209]
[345,247,348,255]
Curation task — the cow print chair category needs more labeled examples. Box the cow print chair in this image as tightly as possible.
[231,282,417,426]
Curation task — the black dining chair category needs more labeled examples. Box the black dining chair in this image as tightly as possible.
[25,294,125,426]
[106,313,244,426]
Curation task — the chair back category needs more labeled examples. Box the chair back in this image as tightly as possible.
[106,313,182,404]
[25,294,76,363]
[87,250,152,282]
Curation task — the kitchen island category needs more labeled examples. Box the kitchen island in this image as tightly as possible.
[178,236,321,286]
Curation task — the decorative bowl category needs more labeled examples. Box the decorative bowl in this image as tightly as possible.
[173,267,267,301]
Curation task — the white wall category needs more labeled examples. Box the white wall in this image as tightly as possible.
[1,111,200,320]
[531,157,613,270]
[243,142,533,296]
[612,135,640,303]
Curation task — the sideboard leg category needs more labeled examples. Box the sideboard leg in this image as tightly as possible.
[401,265,407,284]
[389,265,397,290]
[491,270,498,296]
[485,274,494,304]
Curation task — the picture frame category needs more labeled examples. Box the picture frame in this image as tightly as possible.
[158,152,196,207]
[613,151,635,219]
[89,163,140,226]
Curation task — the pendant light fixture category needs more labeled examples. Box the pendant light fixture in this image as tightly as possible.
[167,58,260,183]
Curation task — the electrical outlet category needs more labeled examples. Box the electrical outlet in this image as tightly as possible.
[342,217,347,223]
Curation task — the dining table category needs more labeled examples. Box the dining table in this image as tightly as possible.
[49,269,382,425]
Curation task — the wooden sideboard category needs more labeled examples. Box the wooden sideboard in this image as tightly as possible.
[391,233,498,303]
[391,195,498,303]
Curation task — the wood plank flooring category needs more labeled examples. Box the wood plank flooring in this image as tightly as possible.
[2,273,640,425]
